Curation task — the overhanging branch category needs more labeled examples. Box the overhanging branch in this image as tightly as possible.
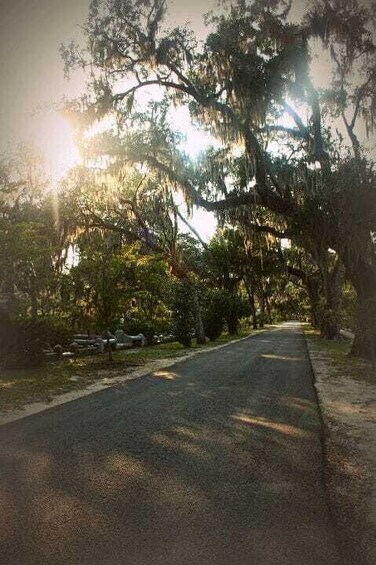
[174,206,209,249]
[249,223,292,239]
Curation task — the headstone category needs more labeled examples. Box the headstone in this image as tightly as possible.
[95,336,105,353]
[115,329,133,346]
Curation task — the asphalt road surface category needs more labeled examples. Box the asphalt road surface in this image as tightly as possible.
[0,322,343,565]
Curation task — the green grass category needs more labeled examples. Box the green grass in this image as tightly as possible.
[303,325,375,385]
[0,326,266,414]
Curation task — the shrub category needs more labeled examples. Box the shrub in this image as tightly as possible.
[225,294,250,335]
[0,316,72,369]
[0,318,44,369]
[340,283,357,331]
[203,289,227,341]
[171,279,195,347]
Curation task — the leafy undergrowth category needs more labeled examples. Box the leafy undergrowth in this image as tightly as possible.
[0,327,265,413]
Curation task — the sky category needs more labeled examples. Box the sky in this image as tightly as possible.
[0,1,86,140]
[0,0,373,238]
[1,0,372,156]
[0,0,220,239]
[0,0,214,152]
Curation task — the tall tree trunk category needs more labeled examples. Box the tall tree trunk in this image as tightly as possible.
[306,275,321,329]
[226,310,239,335]
[319,259,344,340]
[106,332,113,362]
[286,265,322,328]
[245,283,258,329]
[350,293,376,365]
[265,293,272,324]
[346,260,376,362]
[258,293,265,328]
[192,285,206,344]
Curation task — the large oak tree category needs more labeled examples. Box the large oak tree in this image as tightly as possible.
[63,0,376,358]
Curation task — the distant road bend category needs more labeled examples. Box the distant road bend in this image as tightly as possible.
[0,322,342,565]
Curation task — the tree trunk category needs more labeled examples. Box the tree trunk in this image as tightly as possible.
[317,257,344,340]
[258,294,265,328]
[106,332,113,362]
[306,276,321,329]
[350,329,375,364]
[265,294,272,324]
[226,312,239,335]
[192,285,206,344]
[350,298,376,365]
[245,283,258,329]
[347,263,376,362]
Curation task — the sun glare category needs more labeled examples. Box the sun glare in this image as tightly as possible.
[267,100,308,157]
[31,111,81,183]
[168,106,218,159]
[188,208,217,242]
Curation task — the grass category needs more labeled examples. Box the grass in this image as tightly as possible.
[303,325,375,386]
[0,326,266,414]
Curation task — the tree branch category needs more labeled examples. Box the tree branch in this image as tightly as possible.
[249,223,291,239]
[259,125,308,140]
[112,78,193,105]
[283,102,309,140]
[341,112,361,160]
[174,206,209,249]
[128,152,298,217]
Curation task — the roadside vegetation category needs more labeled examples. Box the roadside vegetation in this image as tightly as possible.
[304,327,374,385]
[1,0,375,400]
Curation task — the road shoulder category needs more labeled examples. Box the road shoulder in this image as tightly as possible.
[304,328,376,565]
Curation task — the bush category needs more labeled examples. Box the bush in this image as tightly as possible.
[171,279,195,347]
[340,283,357,331]
[0,316,72,369]
[225,294,250,335]
[0,318,44,369]
[203,290,250,340]
[203,289,227,341]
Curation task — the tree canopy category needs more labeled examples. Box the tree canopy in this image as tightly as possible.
[59,0,376,357]
[1,0,375,366]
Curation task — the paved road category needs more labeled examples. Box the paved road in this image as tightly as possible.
[0,322,342,565]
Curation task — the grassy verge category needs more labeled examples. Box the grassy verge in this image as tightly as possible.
[303,325,374,385]
[0,326,266,414]
[303,324,375,565]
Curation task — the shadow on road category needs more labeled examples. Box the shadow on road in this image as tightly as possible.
[0,324,342,565]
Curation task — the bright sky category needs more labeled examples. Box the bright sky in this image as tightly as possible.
[0,0,214,161]
[1,0,368,165]
[1,1,371,240]
[0,0,219,239]
[0,0,86,182]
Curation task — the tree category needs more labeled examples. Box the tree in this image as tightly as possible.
[63,147,210,342]
[171,278,195,346]
[0,148,81,367]
[0,148,77,320]
[204,228,257,332]
[63,0,376,358]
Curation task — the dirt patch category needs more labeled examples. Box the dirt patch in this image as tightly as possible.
[305,334,376,565]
